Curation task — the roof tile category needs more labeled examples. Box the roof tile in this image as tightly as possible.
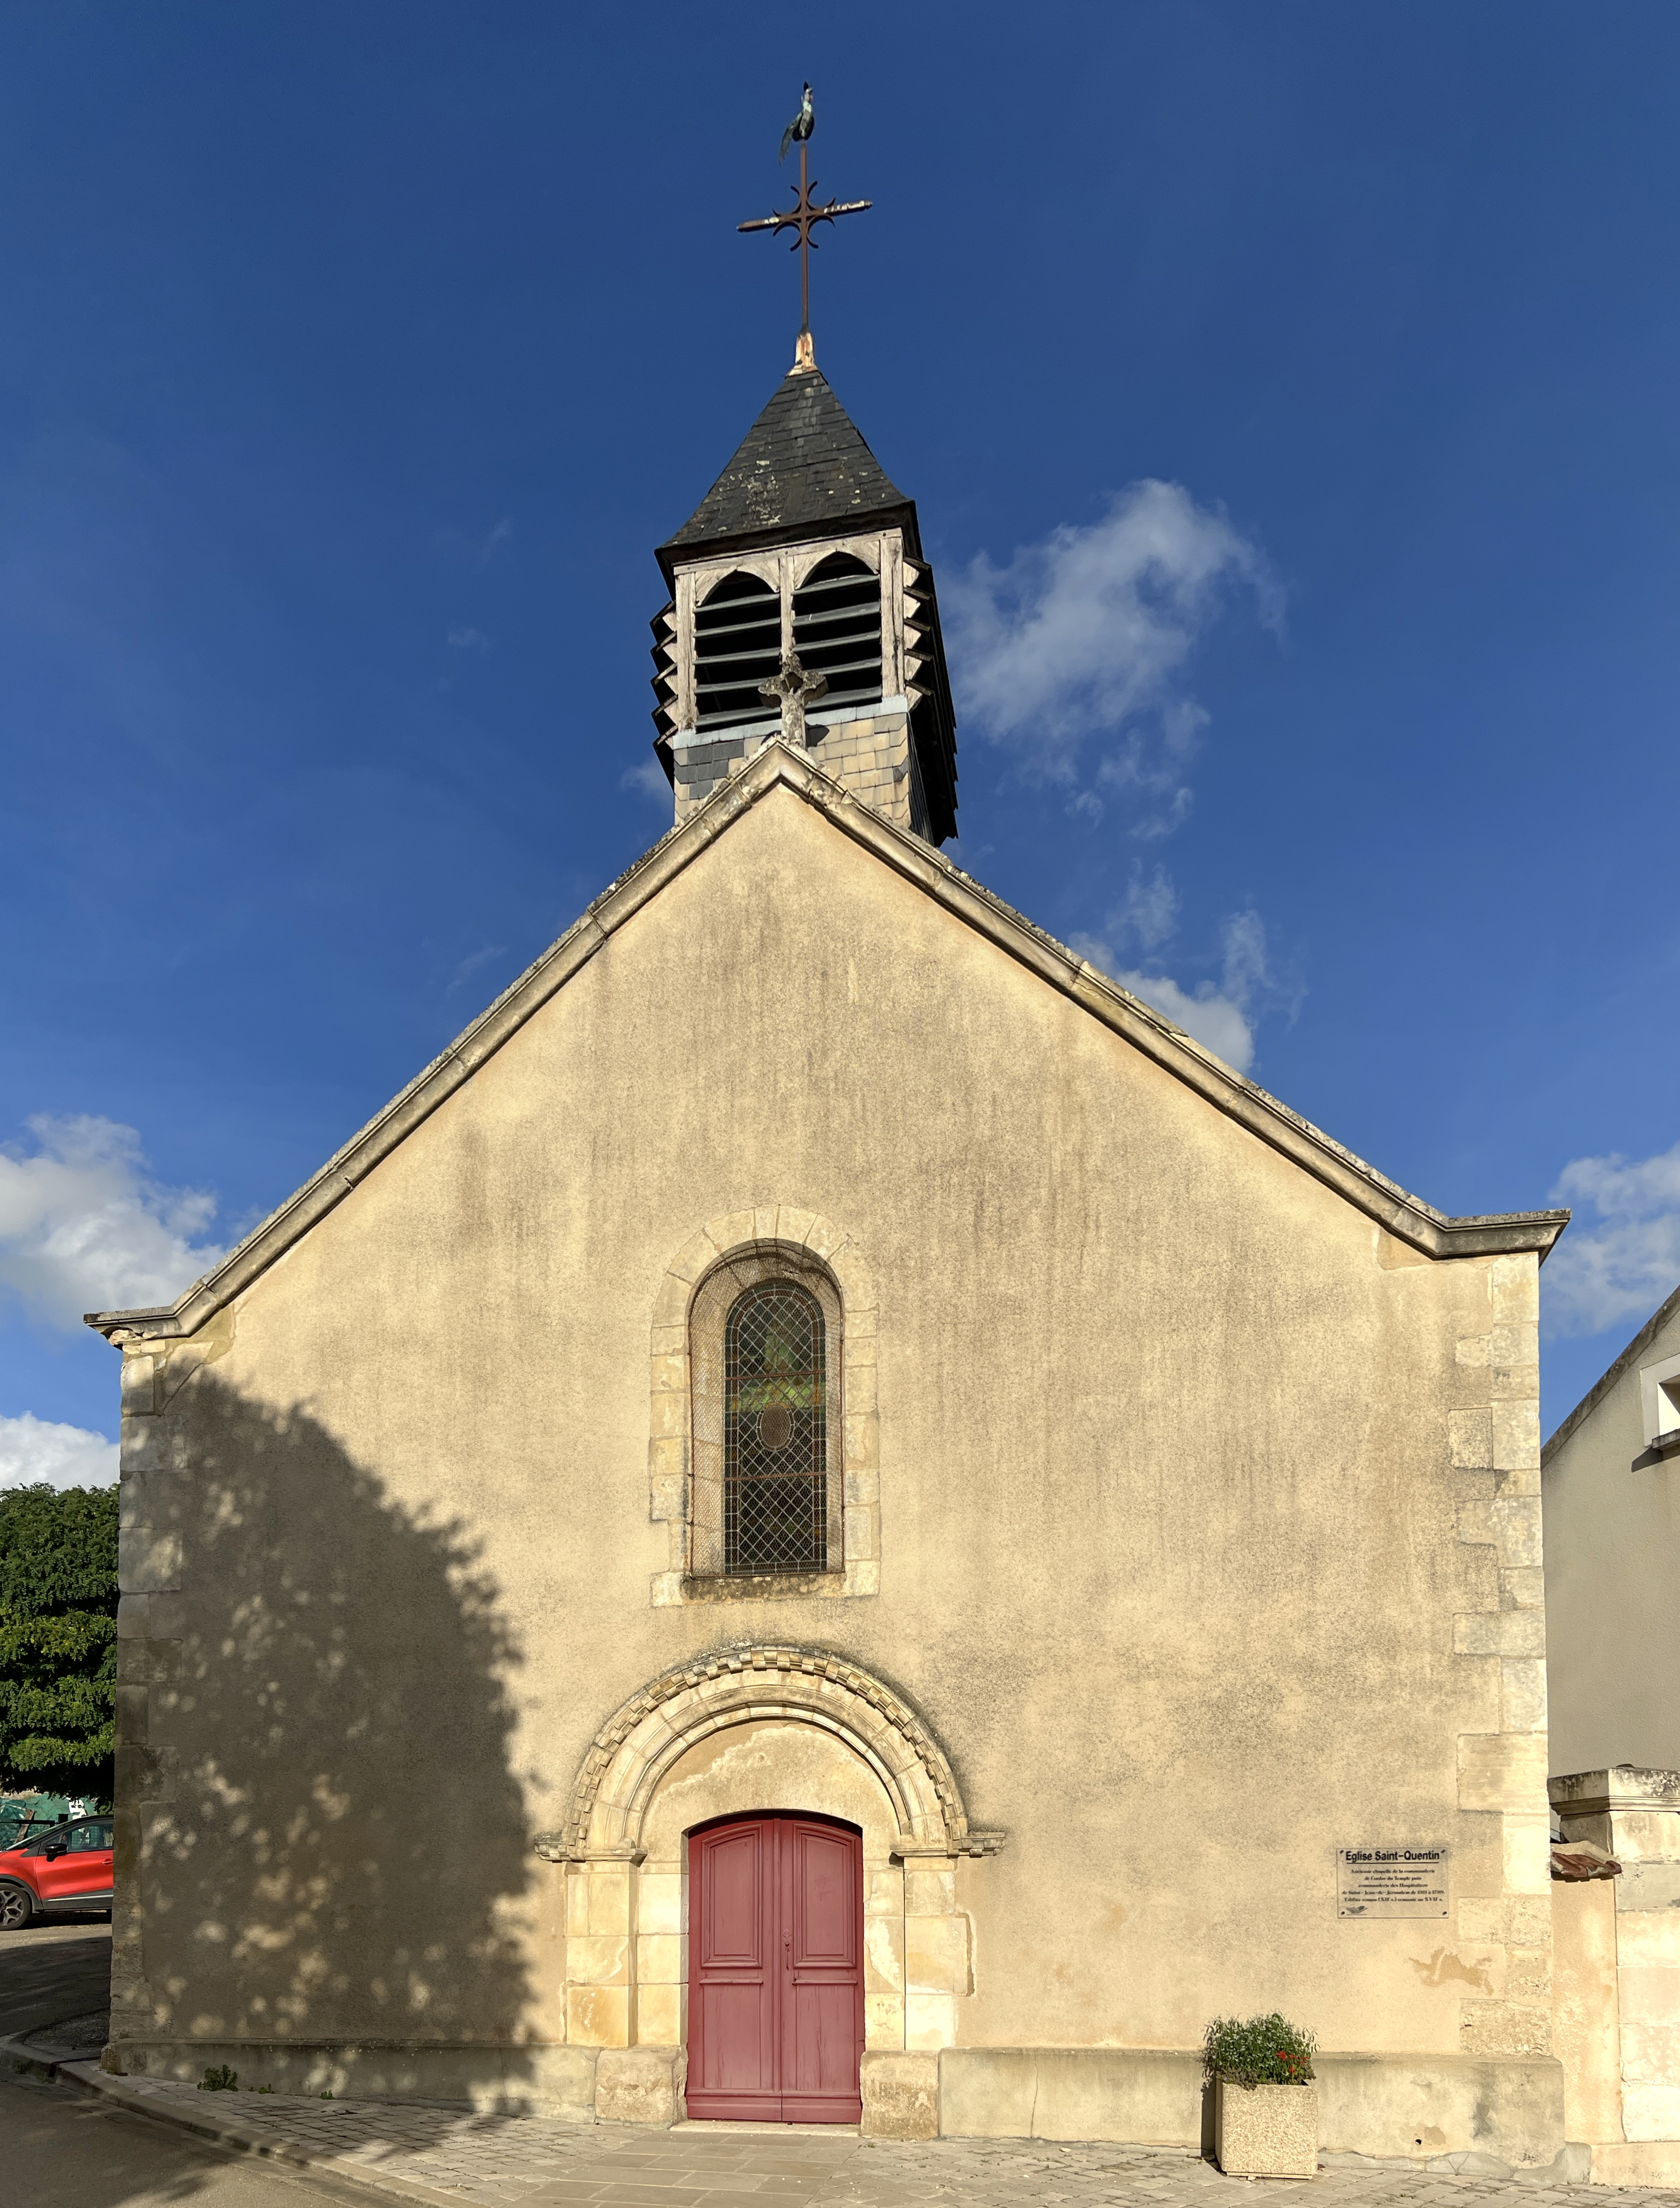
[663,369,907,550]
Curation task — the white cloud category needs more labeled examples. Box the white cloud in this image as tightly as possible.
[446,623,489,650]
[946,480,1280,833]
[1542,1139,1680,1339]
[1110,862,1180,954]
[431,518,513,570]
[447,943,508,994]
[622,754,672,803]
[0,1412,118,1491]
[1085,956,1256,1072]
[1219,908,1271,1004]
[0,1115,226,1328]
[1071,905,1286,1076]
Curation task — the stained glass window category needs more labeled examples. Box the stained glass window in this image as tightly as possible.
[724,1280,827,1574]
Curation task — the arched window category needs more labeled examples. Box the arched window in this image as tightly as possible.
[792,553,881,713]
[693,571,781,730]
[724,1281,827,1574]
[687,1249,844,1582]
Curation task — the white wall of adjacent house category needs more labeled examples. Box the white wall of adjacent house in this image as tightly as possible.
[1543,1294,1680,1774]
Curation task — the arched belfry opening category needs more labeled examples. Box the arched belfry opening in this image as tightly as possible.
[646,363,957,844]
[792,552,882,714]
[692,571,781,731]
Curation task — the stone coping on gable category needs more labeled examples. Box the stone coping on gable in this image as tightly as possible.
[86,742,1569,1348]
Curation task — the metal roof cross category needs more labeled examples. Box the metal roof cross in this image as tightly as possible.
[738,96,870,366]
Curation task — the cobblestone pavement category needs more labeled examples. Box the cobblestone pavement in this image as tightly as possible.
[63,2081,1680,2208]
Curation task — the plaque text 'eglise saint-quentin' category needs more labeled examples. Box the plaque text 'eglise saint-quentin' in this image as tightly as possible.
[1336,1846,1450,1918]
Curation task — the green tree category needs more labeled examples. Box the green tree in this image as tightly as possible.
[0,1484,118,1806]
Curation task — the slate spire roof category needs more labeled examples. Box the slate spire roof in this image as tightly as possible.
[657,367,913,579]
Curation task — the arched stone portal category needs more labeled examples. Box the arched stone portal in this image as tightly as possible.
[542,1645,1002,2134]
[563,1643,988,1858]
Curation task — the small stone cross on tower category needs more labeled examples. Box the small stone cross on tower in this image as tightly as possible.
[759,650,828,747]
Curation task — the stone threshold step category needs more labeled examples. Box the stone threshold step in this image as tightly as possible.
[671,2119,861,2137]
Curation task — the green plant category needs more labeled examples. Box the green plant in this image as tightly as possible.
[0,1485,118,1804]
[1203,2014,1316,2088]
[256,2083,275,2094]
[198,2065,239,2092]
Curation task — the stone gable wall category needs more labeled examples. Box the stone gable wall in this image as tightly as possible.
[107,787,1560,2155]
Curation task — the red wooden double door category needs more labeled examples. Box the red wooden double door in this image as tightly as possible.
[686,1813,864,2123]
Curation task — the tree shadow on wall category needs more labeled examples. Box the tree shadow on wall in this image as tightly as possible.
[113,1373,544,2128]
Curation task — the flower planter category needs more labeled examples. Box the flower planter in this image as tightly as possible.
[1215,2078,1318,2178]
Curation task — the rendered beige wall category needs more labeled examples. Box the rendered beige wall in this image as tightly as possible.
[1543,1302,1680,1774]
[111,784,1554,2138]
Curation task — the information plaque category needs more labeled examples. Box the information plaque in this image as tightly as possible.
[1336,1846,1450,1918]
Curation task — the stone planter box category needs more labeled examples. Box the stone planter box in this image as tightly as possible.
[1215,2078,1318,2177]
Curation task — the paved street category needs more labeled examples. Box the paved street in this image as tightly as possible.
[0,1913,110,2040]
[43,2082,1680,2208]
[0,2065,383,2204]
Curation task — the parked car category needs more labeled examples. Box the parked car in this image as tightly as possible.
[0,1816,114,1927]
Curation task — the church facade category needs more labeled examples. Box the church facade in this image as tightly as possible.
[93,357,1578,2163]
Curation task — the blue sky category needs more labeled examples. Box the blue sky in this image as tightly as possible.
[3,2,1679,1482]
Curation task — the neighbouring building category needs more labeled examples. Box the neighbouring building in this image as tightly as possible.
[1542,1282,1680,1776]
[94,344,1595,2167]
[1542,1285,1680,2182]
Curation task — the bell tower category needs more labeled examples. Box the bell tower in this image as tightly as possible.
[646,363,958,845]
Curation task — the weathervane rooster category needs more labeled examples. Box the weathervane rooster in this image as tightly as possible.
[779,83,815,164]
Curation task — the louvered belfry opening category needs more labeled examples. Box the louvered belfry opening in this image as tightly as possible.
[655,366,957,842]
[724,1280,827,1574]
[693,571,781,731]
[792,553,882,713]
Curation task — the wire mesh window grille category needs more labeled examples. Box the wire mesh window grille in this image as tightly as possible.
[791,553,882,713]
[693,571,782,730]
[724,1280,827,1574]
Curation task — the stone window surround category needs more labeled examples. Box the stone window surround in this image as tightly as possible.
[648,1209,879,1607]
[688,1250,844,1579]
[667,533,914,739]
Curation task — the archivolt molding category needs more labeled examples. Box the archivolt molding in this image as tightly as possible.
[549,1642,1004,1862]
[647,1207,880,1605]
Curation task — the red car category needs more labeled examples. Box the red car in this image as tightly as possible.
[0,1816,114,1927]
